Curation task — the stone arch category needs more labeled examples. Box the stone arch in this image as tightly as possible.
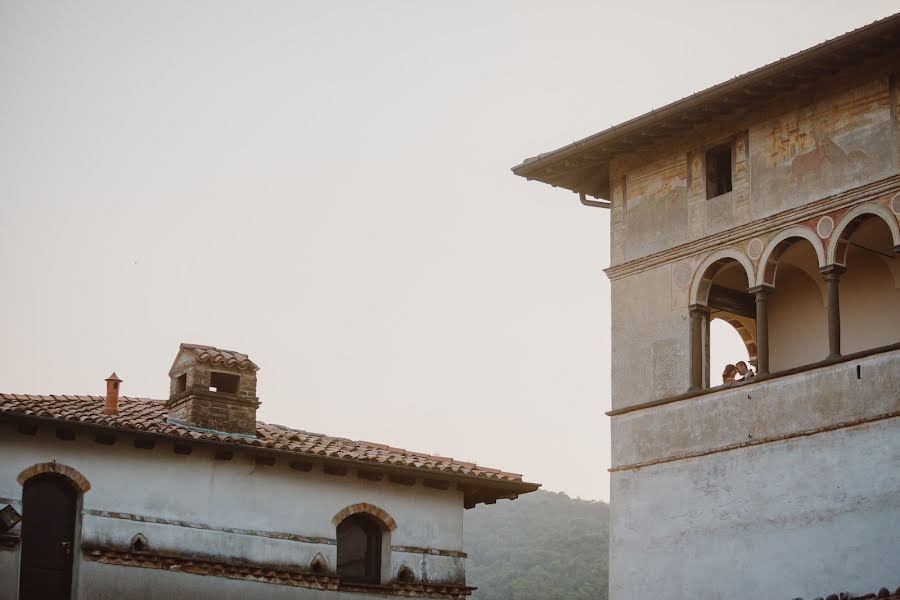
[827,202,900,266]
[331,502,397,531]
[756,226,826,286]
[720,317,758,367]
[17,462,91,493]
[690,248,756,306]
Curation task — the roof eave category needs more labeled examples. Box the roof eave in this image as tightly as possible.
[0,411,539,507]
[512,11,900,184]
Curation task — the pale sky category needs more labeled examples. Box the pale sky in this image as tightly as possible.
[1,1,897,502]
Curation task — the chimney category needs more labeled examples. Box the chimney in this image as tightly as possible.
[166,344,260,437]
[103,372,122,415]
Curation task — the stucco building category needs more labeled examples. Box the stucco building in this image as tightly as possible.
[513,14,900,600]
[0,343,538,599]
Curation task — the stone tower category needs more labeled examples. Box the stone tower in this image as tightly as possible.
[167,343,260,436]
[512,15,900,600]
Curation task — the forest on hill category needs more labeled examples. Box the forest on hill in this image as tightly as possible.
[463,490,609,600]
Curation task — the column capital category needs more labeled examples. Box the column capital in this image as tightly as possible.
[819,264,846,277]
[748,284,774,296]
[688,304,710,315]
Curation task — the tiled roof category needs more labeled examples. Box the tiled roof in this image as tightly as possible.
[179,343,258,371]
[0,393,528,485]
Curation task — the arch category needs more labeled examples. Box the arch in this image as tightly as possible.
[690,248,756,306]
[310,552,329,574]
[337,511,386,584]
[827,203,900,266]
[396,564,416,583]
[331,502,397,531]
[719,317,757,367]
[756,226,826,286]
[130,533,149,552]
[17,462,90,493]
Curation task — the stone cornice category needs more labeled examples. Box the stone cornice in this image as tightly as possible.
[604,173,900,281]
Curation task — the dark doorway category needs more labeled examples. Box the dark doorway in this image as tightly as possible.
[336,513,382,584]
[18,474,77,600]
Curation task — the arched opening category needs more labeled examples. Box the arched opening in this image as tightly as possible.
[766,238,828,371]
[837,215,900,354]
[18,473,79,600]
[337,512,387,584]
[692,255,756,388]
[710,319,752,385]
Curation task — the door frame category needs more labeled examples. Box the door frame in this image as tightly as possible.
[16,462,89,600]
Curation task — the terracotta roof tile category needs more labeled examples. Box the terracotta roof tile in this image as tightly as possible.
[180,343,259,371]
[0,393,526,483]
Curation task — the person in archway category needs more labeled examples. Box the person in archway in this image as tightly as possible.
[735,361,755,381]
[722,364,738,384]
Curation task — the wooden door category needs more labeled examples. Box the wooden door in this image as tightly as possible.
[18,474,77,600]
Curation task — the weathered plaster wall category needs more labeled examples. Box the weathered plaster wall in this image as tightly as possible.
[610,264,691,410]
[619,154,688,262]
[609,75,898,268]
[0,428,466,598]
[611,349,899,469]
[609,417,900,600]
[750,79,894,217]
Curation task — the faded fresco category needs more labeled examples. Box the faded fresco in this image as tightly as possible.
[750,80,895,215]
[624,154,688,261]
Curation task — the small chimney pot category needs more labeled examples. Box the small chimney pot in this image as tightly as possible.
[103,372,122,415]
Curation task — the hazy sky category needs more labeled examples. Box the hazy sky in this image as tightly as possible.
[1,1,897,501]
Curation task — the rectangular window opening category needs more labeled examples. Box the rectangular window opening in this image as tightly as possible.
[175,373,187,394]
[706,143,733,199]
[209,372,240,394]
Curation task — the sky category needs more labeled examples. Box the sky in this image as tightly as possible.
[1,1,897,502]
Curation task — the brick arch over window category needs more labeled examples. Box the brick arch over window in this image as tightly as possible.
[826,203,900,266]
[17,462,91,493]
[689,248,756,306]
[756,226,827,287]
[332,503,397,531]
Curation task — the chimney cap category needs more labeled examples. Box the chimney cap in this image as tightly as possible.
[106,372,122,382]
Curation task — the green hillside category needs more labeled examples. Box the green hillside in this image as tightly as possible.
[463,490,609,600]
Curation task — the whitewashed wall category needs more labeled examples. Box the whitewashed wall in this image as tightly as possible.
[610,416,900,600]
[0,424,467,599]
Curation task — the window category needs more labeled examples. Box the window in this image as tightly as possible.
[209,372,239,394]
[175,373,187,394]
[337,513,382,584]
[706,142,733,199]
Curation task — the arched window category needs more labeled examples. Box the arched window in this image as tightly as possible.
[690,253,756,388]
[337,513,384,584]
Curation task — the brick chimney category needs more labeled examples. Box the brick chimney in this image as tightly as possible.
[103,372,122,415]
[166,343,260,436]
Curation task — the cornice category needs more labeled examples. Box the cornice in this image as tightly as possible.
[604,173,900,281]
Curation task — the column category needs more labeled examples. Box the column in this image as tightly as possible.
[820,265,845,360]
[750,285,772,376]
[688,304,709,391]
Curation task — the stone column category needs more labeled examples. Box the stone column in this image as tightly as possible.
[749,286,772,376]
[688,304,709,391]
[820,265,845,360]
